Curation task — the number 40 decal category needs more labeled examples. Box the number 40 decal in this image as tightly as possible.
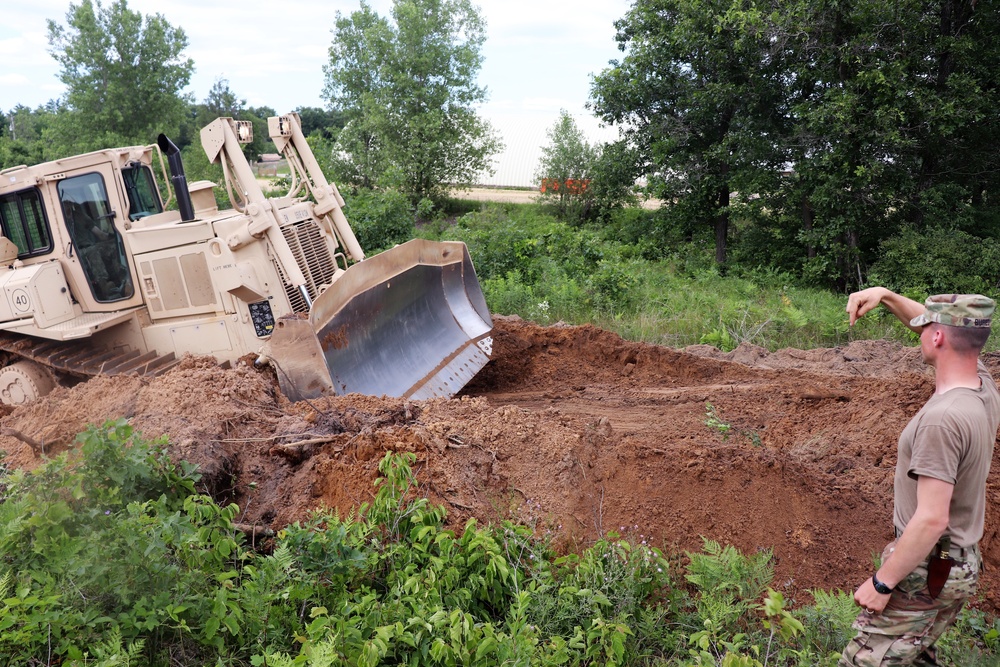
[11,289,31,313]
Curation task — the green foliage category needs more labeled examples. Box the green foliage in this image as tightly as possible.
[868,226,1000,297]
[0,104,59,169]
[179,78,275,162]
[323,0,502,201]
[794,589,858,665]
[937,607,1000,666]
[685,539,774,640]
[428,197,947,351]
[586,0,1000,286]
[701,328,735,353]
[590,0,788,267]
[704,402,733,439]
[45,0,194,154]
[342,187,415,253]
[534,109,601,221]
[0,420,250,663]
[2,430,998,665]
[444,204,638,320]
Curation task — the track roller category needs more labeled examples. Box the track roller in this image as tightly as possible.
[0,361,56,406]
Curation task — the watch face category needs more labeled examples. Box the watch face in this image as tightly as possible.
[872,575,892,594]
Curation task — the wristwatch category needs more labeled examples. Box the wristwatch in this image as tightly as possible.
[872,573,894,595]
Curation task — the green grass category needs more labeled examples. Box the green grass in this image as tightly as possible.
[429,199,926,353]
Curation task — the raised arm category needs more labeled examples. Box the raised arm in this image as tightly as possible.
[847,287,925,333]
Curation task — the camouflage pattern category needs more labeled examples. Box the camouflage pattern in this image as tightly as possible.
[909,294,995,329]
[839,540,981,666]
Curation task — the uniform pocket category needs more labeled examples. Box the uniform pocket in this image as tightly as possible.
[847,607,938,666]
[855,606,937,635]
[894,564,929,597]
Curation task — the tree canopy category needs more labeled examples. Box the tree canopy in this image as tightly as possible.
[45,0,193,153]
[323,0,502,201]
[591,0,789,267]
[590,0,1000,287]
[534,110,600,220]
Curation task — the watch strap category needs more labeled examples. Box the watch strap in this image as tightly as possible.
[872,573,894,595]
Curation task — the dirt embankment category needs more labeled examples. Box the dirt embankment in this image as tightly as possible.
[4,316,1000,612]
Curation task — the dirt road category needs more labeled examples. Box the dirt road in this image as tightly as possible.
[3,316,998,612]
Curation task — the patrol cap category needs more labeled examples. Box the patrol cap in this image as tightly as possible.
[909,294,995,328]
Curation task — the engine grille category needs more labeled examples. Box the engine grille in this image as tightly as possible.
[277,220,337,313]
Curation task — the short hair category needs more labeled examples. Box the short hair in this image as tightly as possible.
[942,324,991,353]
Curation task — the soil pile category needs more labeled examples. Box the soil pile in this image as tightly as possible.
[4,315,1000,612]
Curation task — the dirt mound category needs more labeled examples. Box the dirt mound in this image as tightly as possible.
[4,315,1000,612]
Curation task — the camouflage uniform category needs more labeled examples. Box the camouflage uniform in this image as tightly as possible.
[839,294,999,667]
[839,540,980,666]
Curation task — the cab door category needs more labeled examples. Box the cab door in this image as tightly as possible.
[55,164,142,311]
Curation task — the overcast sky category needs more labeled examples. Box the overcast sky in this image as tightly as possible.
[0,0,631,186]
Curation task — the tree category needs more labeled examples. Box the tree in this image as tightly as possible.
[294,107,346,141]
[323,0,502,201]
[184,79,274,161]
[0,104,59,169]
[534,110,600,220]
[590,0,789,267]
[203,77,245,119]
[766,0,1000,288]
[46,0,193,153]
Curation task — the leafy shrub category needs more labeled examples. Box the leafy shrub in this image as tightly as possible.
[793,589,858,665]
[448,204,604,283]
[342,187,414,253]
[937,608,1000,666]
[868,226,1000,296]
[1,422,996,665]
[0,420,247,663]
[589,259,639,312]
[481,270,541,316]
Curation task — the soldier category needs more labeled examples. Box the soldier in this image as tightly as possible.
[62,199,119,299]
[841,288,1000,666]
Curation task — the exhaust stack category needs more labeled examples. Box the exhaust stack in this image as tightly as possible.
[157,134,196,222]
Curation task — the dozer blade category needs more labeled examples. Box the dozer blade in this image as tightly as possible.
[266,239,493,401]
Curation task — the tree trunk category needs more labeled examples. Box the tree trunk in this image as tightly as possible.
[802,197,816,259]
[715,183,730,266]
[846,228,861,288]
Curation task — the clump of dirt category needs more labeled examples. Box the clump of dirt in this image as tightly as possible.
[4,315,1000,613]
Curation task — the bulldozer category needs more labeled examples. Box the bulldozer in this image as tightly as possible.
[0,113,493,406]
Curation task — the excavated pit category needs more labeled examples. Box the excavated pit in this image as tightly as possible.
[4,315,1000,613]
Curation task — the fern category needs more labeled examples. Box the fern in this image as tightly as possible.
[795,589,858,661]
[75,627,146,666]
[686,539,774,602]
[685,539,775,638]
[0,569,11,599]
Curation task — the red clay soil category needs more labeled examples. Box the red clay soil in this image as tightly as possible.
[4,315,1000,613]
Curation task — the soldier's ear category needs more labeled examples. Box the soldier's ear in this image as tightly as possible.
[933,327,947,348]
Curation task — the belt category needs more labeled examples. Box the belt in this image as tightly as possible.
[894,526,977,562]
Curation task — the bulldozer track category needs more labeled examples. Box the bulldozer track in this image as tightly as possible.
[0,332,182,379]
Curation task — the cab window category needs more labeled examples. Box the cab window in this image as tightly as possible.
[0,189,53,258]
[122,164,163,220]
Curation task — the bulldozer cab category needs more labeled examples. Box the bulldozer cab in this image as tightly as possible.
[57,170,136,304]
